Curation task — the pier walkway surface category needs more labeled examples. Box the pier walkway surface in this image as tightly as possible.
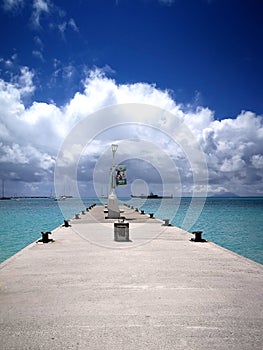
[0,205,262,349]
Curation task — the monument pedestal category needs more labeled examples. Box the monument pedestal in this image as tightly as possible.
[107,192,120,219]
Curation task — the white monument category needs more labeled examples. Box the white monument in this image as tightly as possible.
[107,144,120,219]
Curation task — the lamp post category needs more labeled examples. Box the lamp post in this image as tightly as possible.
[107,144,120,218]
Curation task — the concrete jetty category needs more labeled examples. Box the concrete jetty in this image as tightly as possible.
[0,205,262,349]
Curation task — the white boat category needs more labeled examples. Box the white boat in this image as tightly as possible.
[54,195,67,201]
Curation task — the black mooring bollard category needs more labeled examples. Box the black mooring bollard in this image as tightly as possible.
[191,231,206,242]
[140,210,145,215]
[41,231,52,243]
[149,213,154,218]
[163,219,170,226]
[63,220,71,227]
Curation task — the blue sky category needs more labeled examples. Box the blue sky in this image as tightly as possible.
[0,0,263,197]
[1,0,262,117]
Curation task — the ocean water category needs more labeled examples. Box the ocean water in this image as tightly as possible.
[0,198,96,264]
[131,197,263,265]
[0,197,262,265]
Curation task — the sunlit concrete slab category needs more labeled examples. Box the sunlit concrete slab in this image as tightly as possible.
[0,205,262,349]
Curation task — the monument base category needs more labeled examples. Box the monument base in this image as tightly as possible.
[107,192,120,219]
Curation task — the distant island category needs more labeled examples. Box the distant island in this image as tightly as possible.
[210,192,240,198]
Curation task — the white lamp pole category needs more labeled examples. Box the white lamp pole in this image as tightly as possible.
[107,144,120,218]
[111,144,118,191]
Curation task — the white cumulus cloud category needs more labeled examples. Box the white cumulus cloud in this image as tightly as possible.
[31,0,50,27]
[0,67,262,196]
[251,154,263,169]
[2,0,24,11]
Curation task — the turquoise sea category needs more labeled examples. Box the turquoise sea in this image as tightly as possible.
[0,197,262,265]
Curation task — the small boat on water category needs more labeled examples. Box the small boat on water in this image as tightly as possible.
[54,196,66,201]
[54,195,73,201]
[131,192,173,199]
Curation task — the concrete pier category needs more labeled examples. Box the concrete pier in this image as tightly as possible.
[0,205,262,349]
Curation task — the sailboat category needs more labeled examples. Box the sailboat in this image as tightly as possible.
[54,182,73,201]
[100,188,108,199]
[49,188,55,199]
[0,180,11,200]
